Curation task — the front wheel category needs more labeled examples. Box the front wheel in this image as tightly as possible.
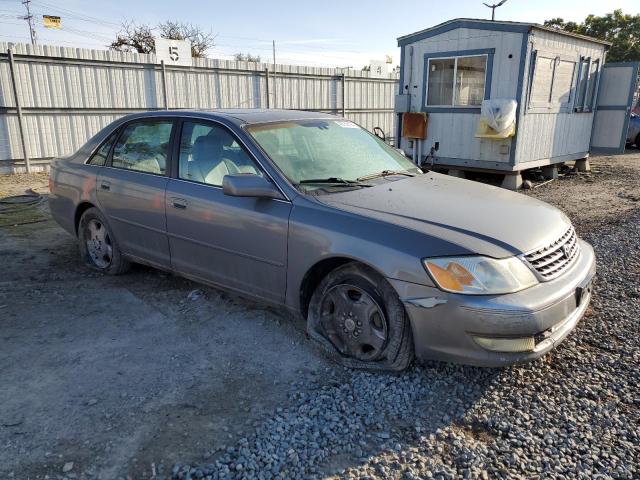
[78,207,129,275]
[307,263,414,371]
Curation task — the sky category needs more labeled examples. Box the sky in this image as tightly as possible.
[1,0,638,68]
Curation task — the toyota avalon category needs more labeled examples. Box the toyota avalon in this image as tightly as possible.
[49,110,596,371]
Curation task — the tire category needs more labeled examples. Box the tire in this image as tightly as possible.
[635,133,640,149]
[78,207,130,275]
[307,262,414,372]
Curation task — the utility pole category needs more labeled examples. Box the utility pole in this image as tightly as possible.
[22,0,37,46]
[483,0,508,21]
[272,40,277,109]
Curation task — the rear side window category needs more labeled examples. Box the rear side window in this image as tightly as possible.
[87,133,117,166]
[111,121,173,175]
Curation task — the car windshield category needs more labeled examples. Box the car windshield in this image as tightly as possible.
[246,119,420,192]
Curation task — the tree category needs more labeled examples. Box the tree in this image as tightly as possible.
[157,21,216,58]
[109,21,155,54]
[110,20,216,58]
[233,52,261,63]
[544,10,640,62]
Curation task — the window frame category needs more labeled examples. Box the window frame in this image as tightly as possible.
[85,129,119,167]
[422,48,494,112]
[526,50,601,115]
[107,118,177,177]
[174,118,266,188]
[574,57,600,113]
[527,51,577,114]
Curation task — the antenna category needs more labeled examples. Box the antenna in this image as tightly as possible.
[21,0,37,45]
[483,0,508,21]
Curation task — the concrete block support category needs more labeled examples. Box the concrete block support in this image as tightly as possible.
[575,159,591,172]
[501,173,523,190]
[542,165,558,180]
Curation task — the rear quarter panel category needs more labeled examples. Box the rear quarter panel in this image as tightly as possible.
[49,156,100,236]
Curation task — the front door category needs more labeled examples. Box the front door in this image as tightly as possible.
[97,119,175,268]
[165,120,291,303]
[590,62,640,154]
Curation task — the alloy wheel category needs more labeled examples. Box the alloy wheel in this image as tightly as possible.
[85,219,113,269]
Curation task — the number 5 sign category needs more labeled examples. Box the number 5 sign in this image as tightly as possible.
[155,38,192,67]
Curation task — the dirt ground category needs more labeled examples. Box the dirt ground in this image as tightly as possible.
[0,152,639,479]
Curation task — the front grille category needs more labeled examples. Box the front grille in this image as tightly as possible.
[524,226,580,280]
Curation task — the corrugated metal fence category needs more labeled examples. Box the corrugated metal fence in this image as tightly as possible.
[0,42,399,173]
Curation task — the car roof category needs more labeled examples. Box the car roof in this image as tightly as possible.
[119,109,339,126]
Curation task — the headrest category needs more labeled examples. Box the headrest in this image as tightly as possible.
[192,134,225,163]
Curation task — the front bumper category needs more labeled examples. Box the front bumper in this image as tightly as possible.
[390,239,596,367]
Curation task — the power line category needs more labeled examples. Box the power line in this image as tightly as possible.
[0,19,25,26]
[212,42,370,61]
[31,0,121,27]
[216,34,369,55]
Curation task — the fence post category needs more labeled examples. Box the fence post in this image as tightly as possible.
[341,73,346,117]
[265,67,270,109]
[161,60,169,110]
[7,48,31,173]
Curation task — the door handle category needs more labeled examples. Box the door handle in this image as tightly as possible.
[100,181,111,191]
[171,197,188,209]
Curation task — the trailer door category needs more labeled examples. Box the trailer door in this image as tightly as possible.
[590,62,639,154]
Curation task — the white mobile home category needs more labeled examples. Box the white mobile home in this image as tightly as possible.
[395,19,639,188]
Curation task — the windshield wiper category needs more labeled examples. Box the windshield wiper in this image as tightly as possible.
[356,170,416,182]
[298,177,372,187]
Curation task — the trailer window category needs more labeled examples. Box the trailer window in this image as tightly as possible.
[426,55,487,107]
[575,58,600,112]
[585,60,600,111]
[529,55,555,108]
[427,58,455,106]
[528,51,587,113]
[551,60,576,106]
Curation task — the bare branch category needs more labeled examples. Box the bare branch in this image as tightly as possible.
[109,20,216,58]
[109,20,155,54]
[158,21,216,58]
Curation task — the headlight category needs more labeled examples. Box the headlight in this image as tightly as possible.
[423,256,538,295]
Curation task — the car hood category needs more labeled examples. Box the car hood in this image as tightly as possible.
[314,172,571,258]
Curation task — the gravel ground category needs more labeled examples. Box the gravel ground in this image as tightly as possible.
[1,154,639,479]
[171,155,640,480]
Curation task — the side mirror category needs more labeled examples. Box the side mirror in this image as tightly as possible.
[222,174,285,200]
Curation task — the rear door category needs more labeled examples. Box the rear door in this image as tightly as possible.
[97,119,176,268]
[590,62,640,154]
[165,119,291,303]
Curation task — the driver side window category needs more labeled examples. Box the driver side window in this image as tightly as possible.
[178,121,262,186]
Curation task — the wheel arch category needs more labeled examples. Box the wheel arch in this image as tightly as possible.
[298,256,387,319]
[74,201,96,235]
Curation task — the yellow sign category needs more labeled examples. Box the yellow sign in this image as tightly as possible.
[43,15,61,29]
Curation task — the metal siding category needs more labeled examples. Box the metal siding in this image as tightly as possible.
[400,28,524,163]
[0,42,398,165]
[516,30,606,163]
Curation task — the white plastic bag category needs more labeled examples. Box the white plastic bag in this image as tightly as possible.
[475,99,517,139]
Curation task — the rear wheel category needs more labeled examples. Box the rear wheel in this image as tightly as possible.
[635,133,640,148]
[78,207,129,275]
[307,263,414,371]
